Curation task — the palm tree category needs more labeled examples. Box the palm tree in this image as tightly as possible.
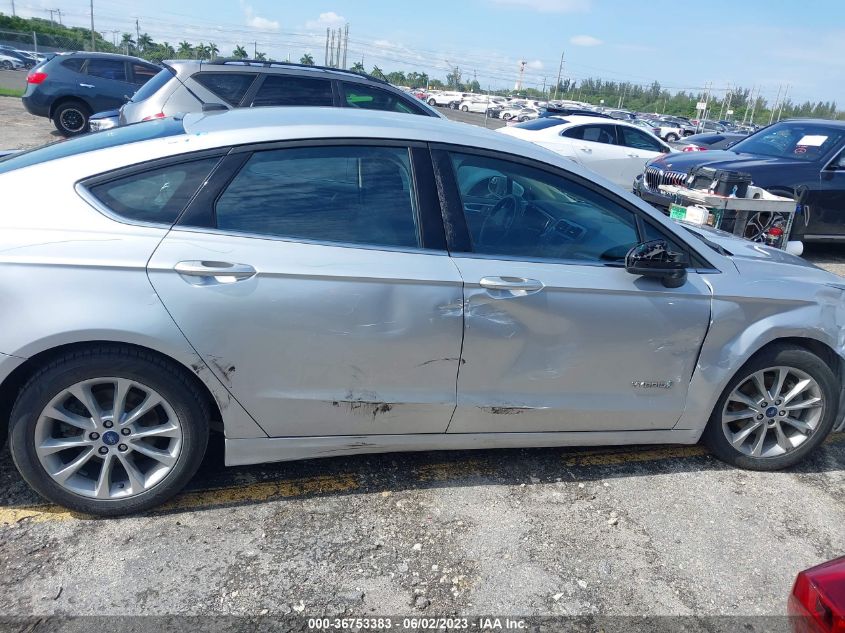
[208,42,219,60]
[137,32,154,54]
[232,45,247,59]
[254,51,267,61]
[161,42,175,58]
[195,42,208,60]
[177,41,193,59]
[299,53,314,66]
[370,65,385,80]
[350,61,365,73]
[120,33,135,56]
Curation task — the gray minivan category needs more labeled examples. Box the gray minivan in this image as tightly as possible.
[119,59,441,124]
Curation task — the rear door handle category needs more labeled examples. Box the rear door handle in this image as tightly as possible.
[578,146,592,153]
[480,276,544,295]
[174,260,257,282]
[79,83,95,88]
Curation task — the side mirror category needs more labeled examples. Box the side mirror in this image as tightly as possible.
[625,240,688,288]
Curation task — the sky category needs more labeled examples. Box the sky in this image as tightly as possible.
[6,0,845,107]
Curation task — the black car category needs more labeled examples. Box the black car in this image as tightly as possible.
[634,119,845,242]
[677,132,747,151]
[21,52,160,136]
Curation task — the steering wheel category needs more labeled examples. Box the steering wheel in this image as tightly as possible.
[479,195,523,246]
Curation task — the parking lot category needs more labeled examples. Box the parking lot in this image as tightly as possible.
[0,94,843,628]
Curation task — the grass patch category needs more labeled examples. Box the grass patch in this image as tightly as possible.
[0,87,24,98]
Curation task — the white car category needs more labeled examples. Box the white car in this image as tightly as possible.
[0,54,24,71]
[646,120,684,142]
[458,97,494,114]
[499,115,672,190]
[426,91,468,107]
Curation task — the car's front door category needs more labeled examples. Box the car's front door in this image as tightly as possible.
[435,149,712,434]
[148,143,464,437]
[615,125,669,191]
[803,150,845,240]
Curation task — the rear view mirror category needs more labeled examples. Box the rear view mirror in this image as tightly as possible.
[625,240,688,288]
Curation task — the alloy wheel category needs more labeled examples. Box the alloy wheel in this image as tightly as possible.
[59,108,86,133]
[742,211,787,242]
[34,378,183,499]
[721,365,824,458]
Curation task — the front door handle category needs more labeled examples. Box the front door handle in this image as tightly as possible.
[174,260,257,282]
[79,83,95,88]
[578,146,592,153]
[479,276,544,296]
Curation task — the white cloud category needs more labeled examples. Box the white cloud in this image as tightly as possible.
[241,3,280,30]
[487,0,590,13]
[526,60,544,70]
[570,34,603,47]
[305,11,347,29]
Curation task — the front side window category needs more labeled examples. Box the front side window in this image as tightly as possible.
[449,152,639,263]
[215,146,420,248]
[341,82,425,115]
[86,59,127,82]
[194,72,256,106]
[251,75,334,107]
[562,124,616,145]
[618,126,665,152]
[88,158,220,225]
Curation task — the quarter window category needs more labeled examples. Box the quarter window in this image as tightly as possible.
[88,158,220,225]
[449,152,639,263]
[215,146,420,248]
[86,59,127,82]
[194,72,256,106]
[251,75,334,107]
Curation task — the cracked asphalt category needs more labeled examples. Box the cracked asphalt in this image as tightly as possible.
[0,95,844,629]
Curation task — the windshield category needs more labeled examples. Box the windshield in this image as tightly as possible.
[0,117,186,175]
[130,67,176,103]
[730,121,845,161]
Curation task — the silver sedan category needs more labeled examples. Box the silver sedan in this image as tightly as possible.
[0,108,843,515]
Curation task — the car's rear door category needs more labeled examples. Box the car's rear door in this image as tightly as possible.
[148,142,464,437]
[615,125,668,191]
[556,124,630,187]
[433,147,712,434]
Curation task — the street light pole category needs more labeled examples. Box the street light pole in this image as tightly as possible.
[553,51,564,100]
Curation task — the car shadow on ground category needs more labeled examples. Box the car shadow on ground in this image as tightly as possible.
[2,432,841,520]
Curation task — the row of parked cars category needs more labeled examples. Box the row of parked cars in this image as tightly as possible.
[0,44,46,70]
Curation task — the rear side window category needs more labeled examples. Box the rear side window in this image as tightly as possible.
[341,82,425,115]
[562,124,616,144]
[618,126,664,152]
[129,68,175,103]
[251,75,334,107]
[88,158,220,225]
[60,58,85,73]
[214,146,420,248]
[194,72,256,106]
[86,59,127,82]
[0,118,187,175]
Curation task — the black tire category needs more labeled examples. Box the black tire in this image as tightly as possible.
[665,133,679,142]
[461,105,469,112]
[702,344,838,471]
[52,101,90,137]
[1,61,11,70]
[502,113,512,120]
[9,345,210,516]
[427,98,436,106]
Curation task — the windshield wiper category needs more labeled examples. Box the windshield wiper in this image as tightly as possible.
[682,226,732,256]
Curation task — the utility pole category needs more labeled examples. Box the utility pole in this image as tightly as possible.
[342,24,349,69]
[553,51,564,100]
[89,0,95,51]
[10,0,14,17]
[329,29,335,67]
[769,84,782,124]
[135,18,141,52]
[324,28,330,66]
[749,86,759,125]
[541,77,546,100]
[516,60,525,91]
[253,41,257,58]
[46,9,56,26]
[777,84,789,121]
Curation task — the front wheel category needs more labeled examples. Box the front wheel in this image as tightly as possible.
[427,98,436,106]
[461,105,468,112]
[502,113,512,120]
[665,133,679,142]
[53,101,90,136]
[9,346,210,515]
[702,345,838,470]
[1,60,11,70]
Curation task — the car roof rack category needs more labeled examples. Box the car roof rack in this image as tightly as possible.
[202,59,390,85]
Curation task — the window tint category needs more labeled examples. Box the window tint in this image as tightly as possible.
[0,117,186,175]
[341,82,424,115]
[449,152,639,263]
[194,72,256,106]
[129,68,175,103]
[618,126,664,152]
[60,58,85,73]
[251,75,334,107]
[88,158,220,225]
[85,59,127,82]
[132,63,158,85]
[512,118,570,131]
[215,146,420,248]
[562,124,616,144]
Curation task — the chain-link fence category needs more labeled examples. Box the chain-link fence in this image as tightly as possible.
[0,28,90,56]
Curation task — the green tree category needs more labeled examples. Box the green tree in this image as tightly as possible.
[120,32,135,55]
[177,40,193,58]
[300,53,314,65]
[137,32,153,53]
[232,45,247,59]
[386,71,406,85]
[160,42,175,58]
[370,65,385,80]
[208,42,219,60]
[195,42,209,59]
[254,51,267,61]
[350,61,365,73]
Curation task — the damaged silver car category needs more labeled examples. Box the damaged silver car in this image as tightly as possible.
[0,108,843,515]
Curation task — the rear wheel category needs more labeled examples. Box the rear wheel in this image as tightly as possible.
[1,60,11,70]
[702,345,838,470]
[52,101,90,136]
[461,105,469,112]
[427,98,436,106]
[502,113,512,120]
[9,346,209,515]
[665,133,679,142]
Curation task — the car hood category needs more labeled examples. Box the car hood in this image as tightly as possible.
[684,223,840,283]
[647,150,809,173]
